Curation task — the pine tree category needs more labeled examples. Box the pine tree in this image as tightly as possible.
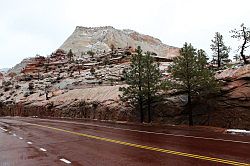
[120,46,144,123]
[87,50,95,58]
[143,52,162,123]
[67,49,74,62]
[90,66,95,75]
[230,23,250,64]
[233,54,241,62]
[210,32,230,69]
[168,43,219,126]
[103,56,110,66]
[120,46,163,123]
[110,44,115,52]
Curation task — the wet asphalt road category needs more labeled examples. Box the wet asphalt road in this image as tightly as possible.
[0,117,249,166]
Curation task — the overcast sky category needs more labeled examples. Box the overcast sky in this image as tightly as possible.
[0,0,250,68]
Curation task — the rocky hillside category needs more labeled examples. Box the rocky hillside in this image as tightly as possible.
[7,58,31,74]
[0,26,249,129]
[0,54,249,129]
[60,26,179,59]
[0,68,10,73]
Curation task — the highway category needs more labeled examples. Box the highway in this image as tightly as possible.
[0,117,249,166]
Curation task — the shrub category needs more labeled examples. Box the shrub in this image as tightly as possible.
[28,82,34,90]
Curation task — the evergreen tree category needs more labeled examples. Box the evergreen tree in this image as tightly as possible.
[87,50,95,58]
[103,56,110,66]
[230,23,250,64]
[67,49,74,62]
[120,46,144,123]
[77,62,81,75]
[233,54,241,62]
[143,52,162,123]
[90,66,95,75]
[110,44,115,52]
[168,43,219,126]
[120,46,163,123]
[210,32,230,68]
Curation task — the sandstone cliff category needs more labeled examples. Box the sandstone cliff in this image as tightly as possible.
[60,26,179,59]
[1,26,249,129]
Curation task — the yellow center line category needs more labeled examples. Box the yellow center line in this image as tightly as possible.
[27,122,250,166]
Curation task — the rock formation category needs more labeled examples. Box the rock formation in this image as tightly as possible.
[0,26,249,129]
[211,64,250,129]
[60,26,179,59]
[153,64,250,129]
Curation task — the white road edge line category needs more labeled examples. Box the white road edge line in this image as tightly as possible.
[39,148,47,152]
[19,137,23,140]
[60,158,71,164]
[27,142,33,144]
[13,134,17,137]
[26,118,250,144]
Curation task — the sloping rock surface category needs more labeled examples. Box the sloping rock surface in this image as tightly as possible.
[60,26,179,59]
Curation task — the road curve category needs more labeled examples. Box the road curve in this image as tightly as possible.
[0,117,249,166]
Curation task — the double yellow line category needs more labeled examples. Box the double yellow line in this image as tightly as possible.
[27,123,249,166]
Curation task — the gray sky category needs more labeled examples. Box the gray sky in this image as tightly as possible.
[0,0,250,68]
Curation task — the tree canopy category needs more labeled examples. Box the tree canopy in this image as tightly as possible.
[168,43,219,125]
[210,32,230,69]
[120,46,162,123]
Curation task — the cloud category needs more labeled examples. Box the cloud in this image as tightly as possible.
[0,0,250,68]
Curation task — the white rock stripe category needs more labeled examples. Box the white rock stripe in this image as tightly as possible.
[27,142,33,144]
[60,158,71,164]
[39,148,47,152]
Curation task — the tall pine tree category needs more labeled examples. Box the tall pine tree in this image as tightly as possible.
[143,52,162,123]
[120,46,163,123]
[210,32,230,69]
[120,46,145,123]
[168,43,219,126]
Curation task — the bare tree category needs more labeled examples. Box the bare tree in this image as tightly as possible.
[230,23,250,64]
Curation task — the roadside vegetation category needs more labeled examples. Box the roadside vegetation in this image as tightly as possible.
[120,43,219,125]
[120,23,249,125]
[120,46,162,123]
[167,43,219,126]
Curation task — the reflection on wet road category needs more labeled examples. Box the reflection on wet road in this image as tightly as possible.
[0,117,249,166]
